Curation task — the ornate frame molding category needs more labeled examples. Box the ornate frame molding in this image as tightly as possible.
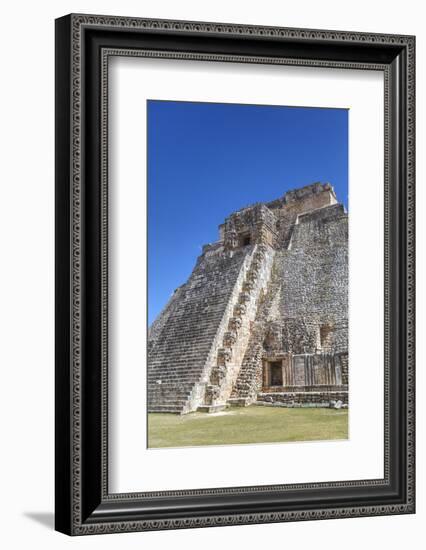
[55,14,415,535]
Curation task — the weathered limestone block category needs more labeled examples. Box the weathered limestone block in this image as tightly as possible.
[246,269,259,283]
[234,303,247,317]
[251,257,263,271]
[254,249,266,262]
[229,317,242,332]
[210,366,227,385]
[205,384,221,404]
[223,330,237,347]
[217,347,232,366]
[239,291,251,304]
[243,280,255,292]
[224,229,238,250]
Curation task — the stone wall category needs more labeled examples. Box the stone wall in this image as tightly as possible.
[262,352,347,389]
[269,182,338,249]
[222,203,278,251]
[276,203,348,354]
[256,391,348,407]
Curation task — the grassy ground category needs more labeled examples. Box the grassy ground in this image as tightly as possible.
[148,406,348,448]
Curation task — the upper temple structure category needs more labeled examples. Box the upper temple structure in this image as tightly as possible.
[148,182,348,414]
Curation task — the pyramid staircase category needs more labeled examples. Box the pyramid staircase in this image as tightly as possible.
[228,257,282,406]
[199,244,274,412]
[147,246,255,414]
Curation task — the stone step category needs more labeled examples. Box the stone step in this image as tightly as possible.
[152,379,201,385]
[149,360,207,371]
[227,397,251,407]
[148,388,199,396]
[148,383,195,389]
[148,365,204,370]
[148,368,206,374]
[150,339,214,347]
[148,399,188,409]
[148,389,192,398]
[148,394,189,402]
[148,377,203,384]
[148,405,185,414]
[149,355,210,363]
[149,360,207,366]
[147,375,204,382]
[147,379,199,386]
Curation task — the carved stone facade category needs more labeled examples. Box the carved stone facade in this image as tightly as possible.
[148,182,348,413]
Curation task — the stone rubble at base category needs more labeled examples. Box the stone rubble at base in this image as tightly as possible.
[148,182,348,414]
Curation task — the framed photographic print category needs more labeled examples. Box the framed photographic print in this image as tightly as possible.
[55,14,415,535]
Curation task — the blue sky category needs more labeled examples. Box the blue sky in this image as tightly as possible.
[147,100,348,324]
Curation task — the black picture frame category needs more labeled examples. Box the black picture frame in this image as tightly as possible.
[55,13,415,535]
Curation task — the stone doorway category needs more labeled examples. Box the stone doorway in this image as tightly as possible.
[239,232,251,247]
[269,361,283,386]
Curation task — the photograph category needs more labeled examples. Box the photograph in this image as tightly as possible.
[52,10,415,537]
[0,0,419,545]
[147,100,349,448]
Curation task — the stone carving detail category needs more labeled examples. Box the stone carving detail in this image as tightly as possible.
[239,291,251,304]
[229,317,242,331]
[243,280,255,292]
[217,348,232,366]
[224,229,238,251]
[223,331,237,347]
[246,270,258,284]
[205,384,221,404]
[210,366,227,385]
[234,303,247,317]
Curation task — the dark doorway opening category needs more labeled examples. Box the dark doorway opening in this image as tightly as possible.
[270,361,283,386]
[240,233,251,247]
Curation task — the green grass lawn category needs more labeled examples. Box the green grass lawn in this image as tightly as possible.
[148,406,348,448]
